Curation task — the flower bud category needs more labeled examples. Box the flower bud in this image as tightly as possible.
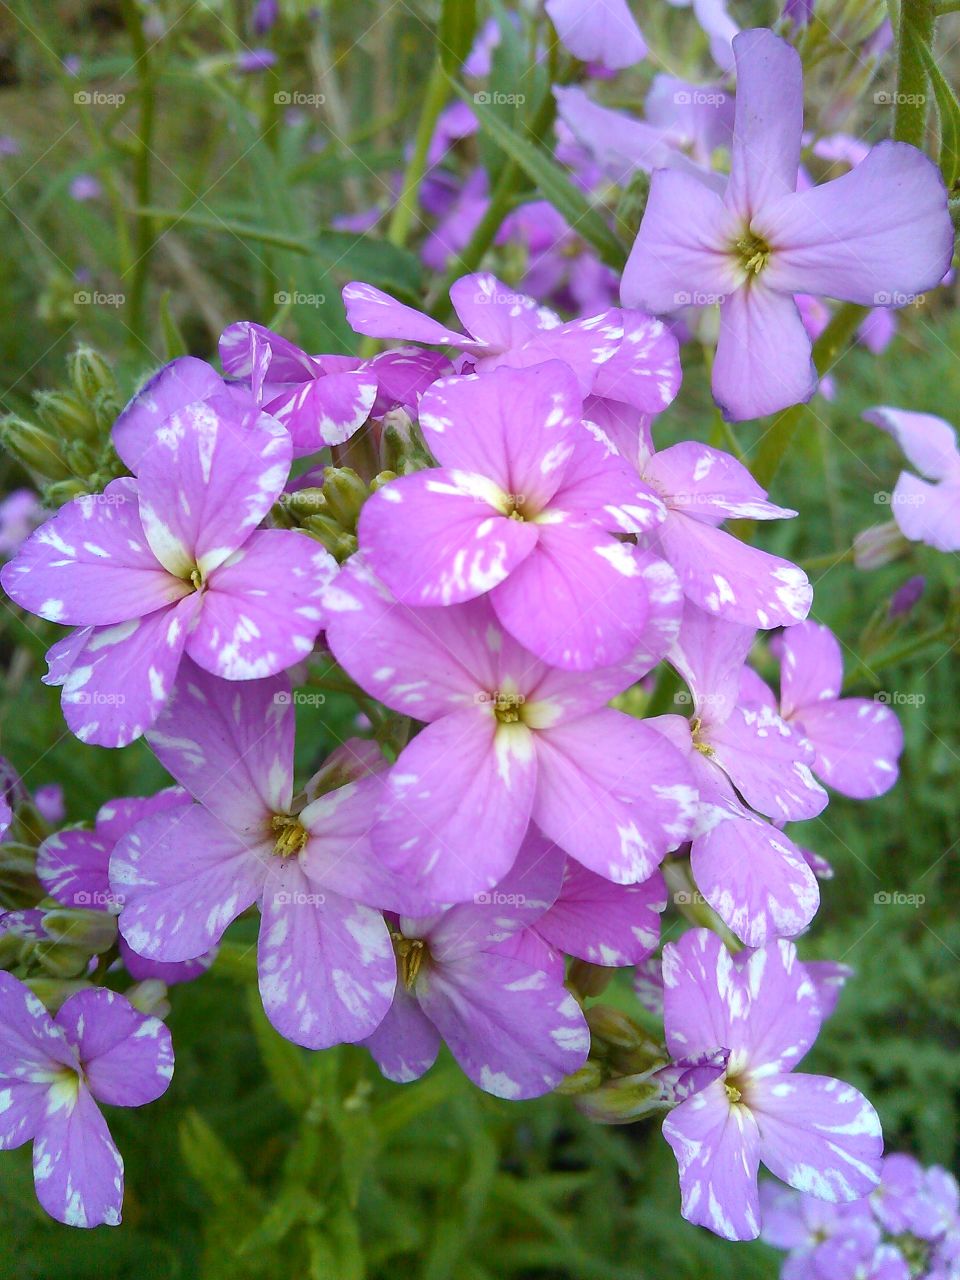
[24,977,91,1012]
[553,1060,605,1096]
[568,958,614,999]
[379,408,433,475]
[33,390,99,443]
[302,514,358,562]
[585,1004,660,1057]
[67,345,116,403]
[0,415,72,480]
[33,940,92,979]
[854,521,910,570]
[321,466,368,529]
[41,907,118,954]
[888,574,925,620]
[573,1071,666,1124]
[125,979,171,1019]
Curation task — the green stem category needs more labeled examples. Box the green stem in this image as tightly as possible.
[893,0,935,146]
[750,302,867,489]
[120,0,157,346]
[844,622,953,688]
[386,60,449,249]
[800,548,855,571]
[426,39,564,316]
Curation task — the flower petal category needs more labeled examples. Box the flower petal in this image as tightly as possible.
[187,529,332,679]
[55,988,173,1107]
[751,1073,883,1201]
[358,469,538,605]
[713,285,816,421]
[418,949,589,1098]
[373,709,538,904]
[258,862,395,1049]
[533,708,696,883]
[113,805,265,962]
[0,478,188,626]
[663,1078,762,1240]
[761,142,952,305]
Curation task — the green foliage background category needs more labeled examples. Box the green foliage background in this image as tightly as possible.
[0,1,957,1276]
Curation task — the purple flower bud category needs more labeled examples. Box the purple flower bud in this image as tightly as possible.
[235,48,277,74]
[889,575,926,619]
[252,0,279,35]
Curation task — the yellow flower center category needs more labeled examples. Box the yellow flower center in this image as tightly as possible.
[734,229,772,277]
[271,813,308,858]
[392,932,428,989]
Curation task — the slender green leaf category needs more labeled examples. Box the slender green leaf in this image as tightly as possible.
[439,0,478,73]
[449,80,628,270]
[919,41,960,190]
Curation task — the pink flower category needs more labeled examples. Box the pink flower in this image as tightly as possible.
[662,929,882,1240]
[622,29,952,419]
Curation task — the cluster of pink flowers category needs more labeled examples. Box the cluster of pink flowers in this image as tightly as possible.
[762,1154,960,1279]
[0,20,951,1245]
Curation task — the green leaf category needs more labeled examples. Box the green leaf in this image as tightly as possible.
[158,291,189,359]
[246,986,314,1113]
[439,0,477,73]
[133,208,422,297]
[179,1110,261,1212]
[918,41,960,191]
[237,1186,322,1256]
[448,80,628,270]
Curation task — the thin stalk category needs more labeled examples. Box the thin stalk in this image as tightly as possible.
[386,60,449,249]
[893,0,935,146]
[750,302,867,489]
[120,0,157,346]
